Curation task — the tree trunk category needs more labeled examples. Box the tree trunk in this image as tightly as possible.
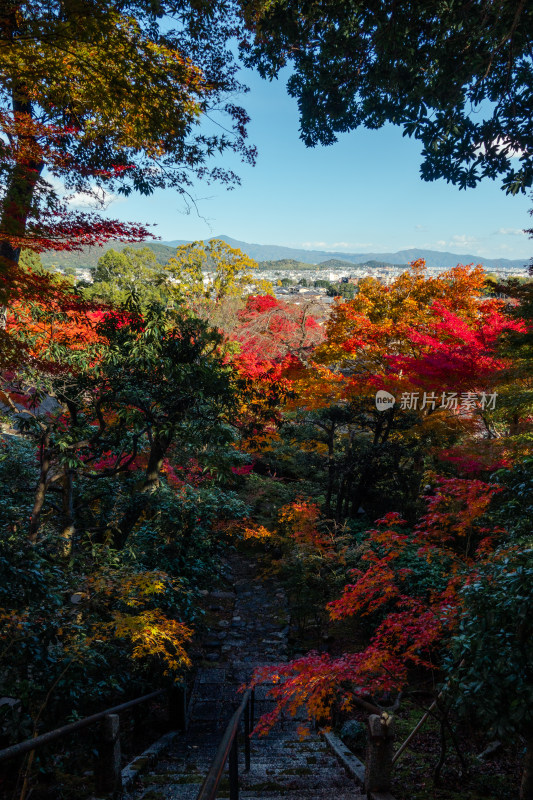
[0,81,44,311]
[343,479,352,518]
[29,432,51,542]
[143,432,172,492]
[350,459,371,518]
[335,472,347,523]
[113,431,173,550]
[521,735,533,800]
[325,428,335,517]
[61,468,75,557]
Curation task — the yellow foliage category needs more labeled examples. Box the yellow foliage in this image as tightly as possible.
[165,239,273,307]
[224,518,274,541]
[242,523,273,541]
[297,725,312,740]
[86,568,178,608]
[110,609,192,675]
[278,499,333,552]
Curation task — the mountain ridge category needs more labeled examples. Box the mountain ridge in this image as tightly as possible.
[39,235,529,272]
[163,235,529,271]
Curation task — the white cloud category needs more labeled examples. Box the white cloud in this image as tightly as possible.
[46,177,121,209]
[67,186,120,209]
[476,136,527,161]
[431,235,480,249]
[450,234,480,245]
[300,240,373,251]
[495,227,526,236]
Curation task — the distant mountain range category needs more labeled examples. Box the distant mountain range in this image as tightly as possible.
[164,236,527,272]
[40,234,530,272]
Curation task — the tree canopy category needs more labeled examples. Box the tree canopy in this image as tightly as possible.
[242,0,533,194]
[0,0,255,299]
[83,247,168,308]
[165,239,273,308]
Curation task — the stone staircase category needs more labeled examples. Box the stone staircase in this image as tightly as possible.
[124,553,361,800]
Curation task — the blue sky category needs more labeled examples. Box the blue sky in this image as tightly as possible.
[98,67,532,262]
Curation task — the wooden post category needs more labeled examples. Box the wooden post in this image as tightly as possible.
[250,688,255,731]
[96,714,122,795]
[168,685,187,732]
[229,736,239,800]
[244,700,250,772]
[365,713,395,796]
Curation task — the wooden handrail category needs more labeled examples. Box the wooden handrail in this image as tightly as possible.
[196,688,253,800]
[0,689,165,763]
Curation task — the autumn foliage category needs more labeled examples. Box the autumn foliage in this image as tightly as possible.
[1,244,532,798]
[250,479,506,734]
[0,4,530,792]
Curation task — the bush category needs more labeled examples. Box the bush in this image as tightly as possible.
[444,547,533,740]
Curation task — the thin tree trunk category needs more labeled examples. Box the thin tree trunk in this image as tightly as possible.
[350,458,372,518]
[343,479,352,518]
[113,431,173,550]
[29,433,51,542]
[335,472,347,523]
[325,428,335,516]
[143,432,172,492]
[60,468,75,557]
[521,735,533,800]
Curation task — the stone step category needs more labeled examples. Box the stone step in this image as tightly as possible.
[125,552,361,800]
[239,793,359,800]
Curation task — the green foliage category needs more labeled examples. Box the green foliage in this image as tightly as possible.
[0,299,258,756]
[0,441,138,737]
[81,247,169,308]
[444,547,533,739]
[18,249,45,272]
[0,436,249,744]
[130,482,250,582]
[244,0,533,193]
[257,258,316,270]
[326,281,357,299]
[42,241,176,272]
[491,458,533,544]
[261,403,430,524]
[340,719,366,750]
[0,437,35,530]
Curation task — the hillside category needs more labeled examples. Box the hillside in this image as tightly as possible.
[317,258,363,270]
[40,235,529,274]
[317,258,407,270]
[40,241,176,270]
[163,235,528,272]
[257,258,317,270]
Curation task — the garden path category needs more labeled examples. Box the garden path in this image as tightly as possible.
[125,551,361,800]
